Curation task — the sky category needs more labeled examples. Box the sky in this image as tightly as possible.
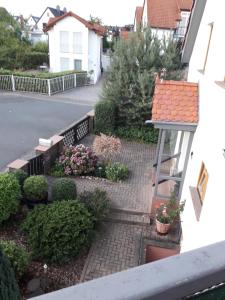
[0,0,143,26]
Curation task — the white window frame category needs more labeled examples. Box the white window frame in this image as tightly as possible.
[73,32,82,54]
[60,31,69,53]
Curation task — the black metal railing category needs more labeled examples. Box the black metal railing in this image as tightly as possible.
[60,116,90,146]
[27,154,44,176]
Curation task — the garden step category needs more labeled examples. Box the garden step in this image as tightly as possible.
[105,210,150,226]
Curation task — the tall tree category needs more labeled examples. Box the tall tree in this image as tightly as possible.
[102,29,182,127]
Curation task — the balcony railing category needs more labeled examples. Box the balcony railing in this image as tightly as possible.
[31,241,225,300]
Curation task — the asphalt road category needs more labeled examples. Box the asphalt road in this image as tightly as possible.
[0,85,100,170]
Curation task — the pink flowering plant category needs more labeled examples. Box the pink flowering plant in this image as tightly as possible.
[59,144,98,176]
[156,193,185,224]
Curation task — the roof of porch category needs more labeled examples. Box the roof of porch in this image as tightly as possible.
[152,79,199,126]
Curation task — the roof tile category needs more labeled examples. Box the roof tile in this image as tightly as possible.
[152,80,198,124]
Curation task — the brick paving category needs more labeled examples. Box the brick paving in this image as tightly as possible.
[76,134,156,213]
[49,134,156,281]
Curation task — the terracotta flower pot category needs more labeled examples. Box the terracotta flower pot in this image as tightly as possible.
[156,219,171,234]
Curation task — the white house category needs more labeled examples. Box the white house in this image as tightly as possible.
[135,0,193,41]
[151,0,225,254]
[28,7,65,44]
[26,15,39,30]
[44,11,105,84]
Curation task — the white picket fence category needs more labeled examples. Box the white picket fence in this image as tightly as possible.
[0,73,88,96]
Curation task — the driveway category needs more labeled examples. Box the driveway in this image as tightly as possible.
[0,82,102,170]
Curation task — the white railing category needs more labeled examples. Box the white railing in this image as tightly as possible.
[0,73,88,96]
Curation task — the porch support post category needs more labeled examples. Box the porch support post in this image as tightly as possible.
[178,132,194,199]
[154,129,162,166]
[154,129,166,197]
[175,131,184,173]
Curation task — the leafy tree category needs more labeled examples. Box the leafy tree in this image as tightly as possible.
[101,28,182,127]
[89,15,103,25]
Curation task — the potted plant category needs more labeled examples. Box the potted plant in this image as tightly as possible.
[155,194,185,234]
[23,175,48,208]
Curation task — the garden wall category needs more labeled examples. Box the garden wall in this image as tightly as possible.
[7,112,95,176]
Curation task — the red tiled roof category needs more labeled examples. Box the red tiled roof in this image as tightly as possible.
[135,6,143,25]
[120,30,130,40]
[44,11,106,36]
[152,80,198,124]
[146,0,193,29]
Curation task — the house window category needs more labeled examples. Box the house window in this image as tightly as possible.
[60,31,69,53]
[197,162,209,203]
[203,23,214,71]
[74,59,82,70]
[60,57,69,71]
[73,32,82,54]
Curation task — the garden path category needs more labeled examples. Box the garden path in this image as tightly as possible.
[49,134,156,282]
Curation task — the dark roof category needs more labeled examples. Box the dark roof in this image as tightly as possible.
[31,16,39,23]
[48,7,65,17]
[44,11,106,36]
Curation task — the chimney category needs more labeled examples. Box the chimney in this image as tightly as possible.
[56,5,60,15]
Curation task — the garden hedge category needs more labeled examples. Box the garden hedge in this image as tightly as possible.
[95,100,116,134]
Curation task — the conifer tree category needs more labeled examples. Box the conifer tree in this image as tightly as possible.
[102,28,182,127]
[0,249,21,300]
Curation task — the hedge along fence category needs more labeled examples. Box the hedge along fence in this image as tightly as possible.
[0,72,89,95]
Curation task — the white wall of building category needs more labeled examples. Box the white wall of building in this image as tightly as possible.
[48,16,89,73]
[88,31,102,83]
[48,16,102,83]
[36,8,56,30]
[151,28,174,41]
[181,0,225,252]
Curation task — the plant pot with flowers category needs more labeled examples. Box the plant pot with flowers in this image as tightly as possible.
[155,193,185,234]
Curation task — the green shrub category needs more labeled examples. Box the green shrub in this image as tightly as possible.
[114,125,159,144]
[0,241,29,279]
[105,163,129,182]
[78,188,110,224]
[11,170,28,191]
[22,201,94,263]
[0,173,21,224]
[22,51,49,69]
[0,69,87,79]
[23,175,48,201]
[0,249,21,300]
[51,178,77,202]
[95,100,116,134]
[49,162,65,177]
[31,42,48,53]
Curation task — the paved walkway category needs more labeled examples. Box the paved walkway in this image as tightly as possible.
[69,135,156,282]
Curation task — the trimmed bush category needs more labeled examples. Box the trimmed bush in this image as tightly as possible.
[49,162,65,178]
[22,201,94,263]
[78,188,110,224]
[114,125,159,144]
[23,175,48,201]
[0,173,21,224]
[52,178,77,202]
[0,249,21,300]
[0,240,29,279]
[22,51,49,70]
[59,144,98,176]
[95,100,116,134]
[0,69,87,79]
[105,163,129,182]
[11,170,28,191]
